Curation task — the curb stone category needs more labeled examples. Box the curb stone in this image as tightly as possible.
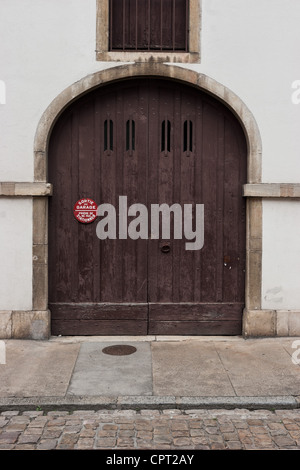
[0,395,298,412]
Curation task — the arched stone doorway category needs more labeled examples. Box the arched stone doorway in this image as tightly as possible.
[33,63,262,336]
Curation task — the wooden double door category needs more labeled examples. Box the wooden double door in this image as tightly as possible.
[48,78,247,335]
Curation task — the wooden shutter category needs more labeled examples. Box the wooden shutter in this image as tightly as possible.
[109,0,188,51]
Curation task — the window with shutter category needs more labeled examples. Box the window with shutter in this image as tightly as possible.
[96,0,201,62]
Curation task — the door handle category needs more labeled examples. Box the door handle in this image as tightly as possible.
[161,244,171,254]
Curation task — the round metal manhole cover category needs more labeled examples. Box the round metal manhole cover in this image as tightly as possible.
[102,345,137,356]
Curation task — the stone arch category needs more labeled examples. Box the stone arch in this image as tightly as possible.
[33,63,263,335]
[34,63,262,184]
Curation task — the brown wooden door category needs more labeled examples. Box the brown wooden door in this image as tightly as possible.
[49,78,247,335]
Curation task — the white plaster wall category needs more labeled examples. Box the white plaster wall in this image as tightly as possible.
[0,199,32,310]
[1,0,299,182]
[199,0,300,310]
[0,0,113,181]
[262,200,300,310]
[0,0,300,311]
[193,0,300,183]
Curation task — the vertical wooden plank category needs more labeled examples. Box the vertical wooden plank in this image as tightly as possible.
[216,112,225,302]
[156,84,175,302]
[147,0,151,49]
[178,87,196,301]
[171,86,182,303]
[193,95,203,302]
[121,81,148,302]
[161,0,173,50]
[136,82,149,302]
[200,100,219,302]
[137,0,149,49]
[135,0,138,50]
[231,116,247,303]
[114,85,126,301]
[70,109,79,303]
[93,94,102,302]
[237,125,247,302]
[172,0,175,50]
[147,80,159,302]
[48,113,73,303]
[223,113,243,303]
[124,0,136,49]
[122,84,136,301]
[99,89,118,301]
[110,0,123,49]
[122,0,126,50]
[185,0,189,51]
[150,0,162,49]
[77,99,96,303]
[174,0,187,50]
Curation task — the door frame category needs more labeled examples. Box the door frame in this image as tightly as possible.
[33,62,263,337]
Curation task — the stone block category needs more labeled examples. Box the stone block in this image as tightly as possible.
[0,183,15,196]
[243,309,276,337]
[33,264,48,311]
[12,310,50,340]
[275,311,300,336]
[14,183,52,196]
[34,151,47,182]
[33,198,48,245]
[288,311,300,336]
[33,244,47,265]
[276,311,289,336]
[0,311,12,338]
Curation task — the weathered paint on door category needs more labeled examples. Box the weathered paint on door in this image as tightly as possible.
[48,78,247,335]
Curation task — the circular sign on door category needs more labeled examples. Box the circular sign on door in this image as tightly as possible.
[73,198,98,224]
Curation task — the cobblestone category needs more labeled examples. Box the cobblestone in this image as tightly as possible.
[0,408,300,450]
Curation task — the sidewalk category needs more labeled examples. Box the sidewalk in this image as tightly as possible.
[1,335,300,411]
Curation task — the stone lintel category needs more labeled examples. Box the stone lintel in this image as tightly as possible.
[244,183,300,198]
[0,182,52,197]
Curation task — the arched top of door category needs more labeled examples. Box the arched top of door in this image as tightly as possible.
[34,62,262,184]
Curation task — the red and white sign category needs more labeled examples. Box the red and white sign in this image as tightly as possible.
[73,198,98,224]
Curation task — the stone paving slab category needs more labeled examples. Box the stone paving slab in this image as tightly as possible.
[1,336,300,402]
[0,340,80,397]
[215,339,300,396]
[1,407,300,450]
[67,342,153,397]
[151,341,235,396]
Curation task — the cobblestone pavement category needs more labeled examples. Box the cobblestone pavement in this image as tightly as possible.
[1,408,300,451]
